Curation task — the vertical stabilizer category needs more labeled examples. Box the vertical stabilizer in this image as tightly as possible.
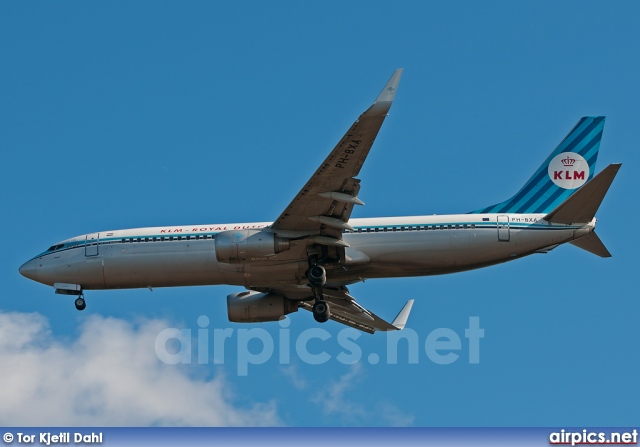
[471,117,605,214]
[543,163,621,224]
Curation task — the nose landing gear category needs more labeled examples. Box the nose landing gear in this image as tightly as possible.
[74,295,86,311]
[54,284,87,311]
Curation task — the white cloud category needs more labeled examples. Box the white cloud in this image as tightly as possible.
[280,364,307,390]
[0,311,281,426]
[311,363,366,420]
[375,401,415,427]
[310,364,414,426]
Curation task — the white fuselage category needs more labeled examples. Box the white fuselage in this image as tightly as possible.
[20,213,593,291]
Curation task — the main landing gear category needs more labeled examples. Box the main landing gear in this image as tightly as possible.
[312,300,330,323]
[307,264,330,323]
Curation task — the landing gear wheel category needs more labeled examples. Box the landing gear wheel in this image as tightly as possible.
[307,265,326,287]
[74,296,86,311]
[312,300,330,323]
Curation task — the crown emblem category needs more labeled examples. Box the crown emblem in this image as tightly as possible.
[561,156,576,166]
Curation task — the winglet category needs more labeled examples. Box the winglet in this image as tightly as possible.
[375,68,403,104]
[391,299,414,330]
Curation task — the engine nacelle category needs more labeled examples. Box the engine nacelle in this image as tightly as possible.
[227,290,298,323]
[214,229,290,263]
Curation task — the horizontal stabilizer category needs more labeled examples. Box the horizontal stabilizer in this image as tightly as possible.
[569,232,612,258]
[544,163,621,224]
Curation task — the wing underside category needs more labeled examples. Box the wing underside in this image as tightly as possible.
[270,69,403,240]
[300,292,414,334]
[272,286,414,334]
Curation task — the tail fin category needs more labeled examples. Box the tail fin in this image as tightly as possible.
[470,116,605,214]
[543,163,621,224]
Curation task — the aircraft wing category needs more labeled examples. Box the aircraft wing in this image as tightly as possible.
[297,287,414,334]
[254,70,408,333]
[251,284,414,334]
[270,69,403,238]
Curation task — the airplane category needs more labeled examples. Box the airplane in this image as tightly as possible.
[19,69,621,334]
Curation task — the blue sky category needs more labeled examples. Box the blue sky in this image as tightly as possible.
[1,1,639,426]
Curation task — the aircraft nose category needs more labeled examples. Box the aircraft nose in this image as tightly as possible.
[19,260,38,281]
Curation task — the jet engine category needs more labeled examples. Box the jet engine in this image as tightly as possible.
[214,230,290,263]
[227,290,298,322]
